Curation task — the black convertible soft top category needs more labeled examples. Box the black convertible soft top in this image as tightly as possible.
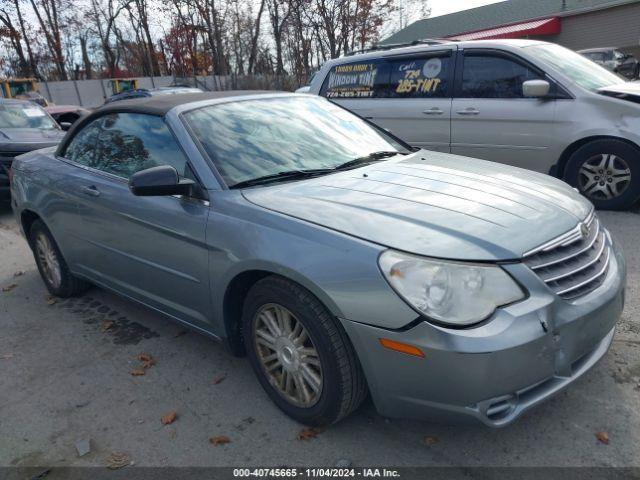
[57,90,281,155]
[94,90,279,116]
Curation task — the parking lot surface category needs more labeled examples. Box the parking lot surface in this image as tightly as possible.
[1,202,639,468]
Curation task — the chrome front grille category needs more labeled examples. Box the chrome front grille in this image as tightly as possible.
[523,212,611,301]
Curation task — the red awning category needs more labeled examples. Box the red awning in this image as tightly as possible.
[448,17,561,41]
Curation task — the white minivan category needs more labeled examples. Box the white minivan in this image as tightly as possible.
[307,39,640,210]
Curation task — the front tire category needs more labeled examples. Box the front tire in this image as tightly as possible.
[30,220,90,297]
[563,139,640,210]
[242,276,367,426]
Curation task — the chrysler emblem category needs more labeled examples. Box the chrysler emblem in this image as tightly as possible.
[580,223,589,238]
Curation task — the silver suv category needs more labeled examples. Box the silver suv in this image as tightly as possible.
[307,39,640,210]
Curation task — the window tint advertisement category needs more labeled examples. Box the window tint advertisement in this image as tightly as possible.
[325,62,379,98]
[390,56,448,98]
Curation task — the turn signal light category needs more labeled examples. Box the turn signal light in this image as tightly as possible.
[379,338,425,358]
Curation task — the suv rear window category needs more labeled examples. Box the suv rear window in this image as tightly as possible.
[320,53,452,99]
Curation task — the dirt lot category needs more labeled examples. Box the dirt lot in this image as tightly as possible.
[1,202,639,470]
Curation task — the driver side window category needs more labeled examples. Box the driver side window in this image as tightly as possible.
[95,113,190,180]
[460,54,544,99]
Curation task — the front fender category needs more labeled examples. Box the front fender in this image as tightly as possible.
[206,193,418,339]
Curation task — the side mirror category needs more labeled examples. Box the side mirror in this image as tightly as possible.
[523,79,551,98]
[60,122,72,131]
[129,165,195,197]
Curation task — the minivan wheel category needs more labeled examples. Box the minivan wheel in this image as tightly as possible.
[30,220,90,297]
[242,276,367,426]
[564,139,640,210]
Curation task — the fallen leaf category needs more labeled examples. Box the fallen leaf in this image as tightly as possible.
[136,353,156,369]
[0,353,14,360]
[595,431,610,445]
[209,435,231,446]
[130,369,146,376]
[424,436,439,445]
[298,427,322,440]
[161,410,177,425]
[213,373,227,385]
[46,296,57,305]
[101,320,115,332]
[13,270,25,277]
[142,358,156,369]
[106,452,130,469]
[2,284,17,292]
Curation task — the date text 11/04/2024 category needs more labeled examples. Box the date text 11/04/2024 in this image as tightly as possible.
[232,468,401,478]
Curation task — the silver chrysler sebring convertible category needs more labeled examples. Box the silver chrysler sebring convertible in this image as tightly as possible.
[11,92,625,427]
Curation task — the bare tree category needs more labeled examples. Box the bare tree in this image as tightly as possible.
[29,0,69,79]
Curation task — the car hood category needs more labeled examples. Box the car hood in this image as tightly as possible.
[597,82,640,103]
[0,128,65,146]
[242,151,592,261]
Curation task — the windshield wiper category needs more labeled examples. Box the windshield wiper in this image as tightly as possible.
[231,168,336,189]
[334,151,403,171]
[231,151,405,189]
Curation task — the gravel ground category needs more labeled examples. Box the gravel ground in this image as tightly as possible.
[1,202,639,470]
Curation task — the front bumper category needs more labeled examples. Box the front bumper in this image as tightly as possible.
[340,238,626,427]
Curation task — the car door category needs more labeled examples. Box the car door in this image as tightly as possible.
[63,112,212,329]
[319,51,454,153]
[450,50,557,171]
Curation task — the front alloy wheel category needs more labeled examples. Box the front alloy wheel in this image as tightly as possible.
[564,139,640,210]
[253,303,323,407]
[242,276,367,426]
[578,154,631,201]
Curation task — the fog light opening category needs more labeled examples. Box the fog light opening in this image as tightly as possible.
[486,395,517,420]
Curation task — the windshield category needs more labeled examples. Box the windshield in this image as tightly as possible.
[0,102,58,129]
[183,96,408,187]
[525,43,623,90]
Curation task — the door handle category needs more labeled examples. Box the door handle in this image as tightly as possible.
[456,107,480,116]
[81,185,100,197]
[422,107,444,115]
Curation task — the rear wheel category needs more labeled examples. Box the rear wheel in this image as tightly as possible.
[242,276,367,426]
[30,220,90,297]
[564,139,640,210]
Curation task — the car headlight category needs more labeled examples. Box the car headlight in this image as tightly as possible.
[379,250,525,326]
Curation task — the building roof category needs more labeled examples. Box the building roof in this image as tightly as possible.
[381,0,640,45]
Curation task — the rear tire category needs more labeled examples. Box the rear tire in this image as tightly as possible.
[563,139,640,210]
[242,276,367,426]
[30,220,90,297]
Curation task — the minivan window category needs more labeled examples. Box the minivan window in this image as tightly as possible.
[526,43,622,90]
[94,113,190,180]
[320,59,389,99]
[387,54,451,98]
[460,54,543,98]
